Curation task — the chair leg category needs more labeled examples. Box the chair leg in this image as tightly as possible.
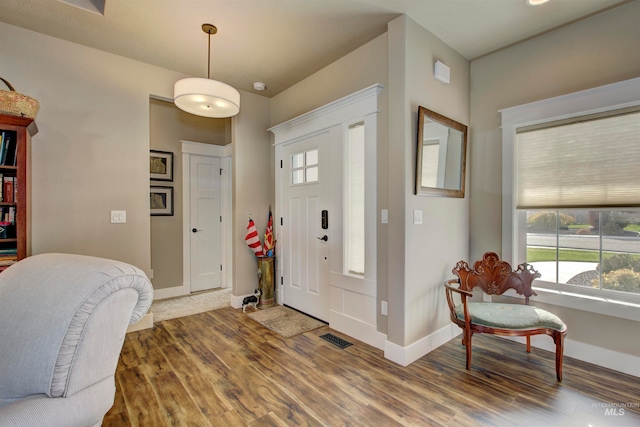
[526,335,531,353]
[554,332,565,381]
[465,329,473,371]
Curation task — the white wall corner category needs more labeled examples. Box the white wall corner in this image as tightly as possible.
[126,312,153,333]
[384,323,461,366]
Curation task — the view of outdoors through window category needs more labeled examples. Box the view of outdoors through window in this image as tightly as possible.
[526,210,640,296]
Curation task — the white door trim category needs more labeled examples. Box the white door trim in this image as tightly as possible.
[182,141,232,294]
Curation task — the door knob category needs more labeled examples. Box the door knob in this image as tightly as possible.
[317,235,328,242]
[192,228,200,233]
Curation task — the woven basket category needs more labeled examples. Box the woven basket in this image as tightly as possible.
[0,77,40,119]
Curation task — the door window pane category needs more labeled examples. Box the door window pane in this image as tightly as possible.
[292,153,304,169]
[305,167,318,183]
[291,149,320,185]
[292,170,304,185]
[306,149,318,166]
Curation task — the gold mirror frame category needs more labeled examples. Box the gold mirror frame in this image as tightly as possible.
[415,106,468,198]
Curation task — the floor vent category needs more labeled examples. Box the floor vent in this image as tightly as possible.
[320,333,353,349]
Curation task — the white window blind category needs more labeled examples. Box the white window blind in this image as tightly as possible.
[347,123,365,275]
[516,108,640,209]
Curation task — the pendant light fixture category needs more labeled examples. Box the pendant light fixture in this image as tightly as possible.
[174,24,240,118]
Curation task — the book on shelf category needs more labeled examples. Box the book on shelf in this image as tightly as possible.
[0,131,4,165]
[0,255,18,265]
[0,130,17,167]
[3,177,13,204]
[0,206,15,224]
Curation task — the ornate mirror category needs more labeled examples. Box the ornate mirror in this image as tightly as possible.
[415,106,468,198]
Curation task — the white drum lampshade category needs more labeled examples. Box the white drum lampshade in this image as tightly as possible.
[174,77,240,118]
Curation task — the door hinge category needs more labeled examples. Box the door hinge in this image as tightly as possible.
[280,217,283,226]
[281,276,283,285]
[220,168,223,176]
[220,264,223,271]
[280,160,283,168]
[220,215,222,222]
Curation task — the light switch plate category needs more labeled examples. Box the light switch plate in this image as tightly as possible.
[413,210,423,225]
[111,210,126,223]
[381,209,388,224]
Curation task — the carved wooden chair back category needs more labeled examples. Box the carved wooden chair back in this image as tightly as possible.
[453,252,541,304]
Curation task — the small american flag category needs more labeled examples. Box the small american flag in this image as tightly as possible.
[263,210,275,256]
[245,218,264,257]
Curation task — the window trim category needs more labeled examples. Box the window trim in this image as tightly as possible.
[500,77,640,320]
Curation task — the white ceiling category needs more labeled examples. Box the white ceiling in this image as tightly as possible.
[0,0,630,97]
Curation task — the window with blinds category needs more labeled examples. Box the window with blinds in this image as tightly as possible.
[516,107,640,209]
[517,107,640,298]
[346,123,365,276]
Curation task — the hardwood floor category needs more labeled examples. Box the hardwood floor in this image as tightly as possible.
[104,307,640,427]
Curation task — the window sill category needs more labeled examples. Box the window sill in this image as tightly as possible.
[530,284,640,322]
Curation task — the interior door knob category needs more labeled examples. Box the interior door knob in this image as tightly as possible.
[317,235,328,242]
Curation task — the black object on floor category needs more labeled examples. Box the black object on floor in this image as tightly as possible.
[320,333,353,349]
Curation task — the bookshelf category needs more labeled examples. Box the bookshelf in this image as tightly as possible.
[0,113,37,272]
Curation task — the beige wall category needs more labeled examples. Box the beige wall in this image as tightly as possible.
[0,22,184,273]
[470,1,640,357]
[0,22,272,299]
[388,16,470,346]
[232,91,272,297]
[149,99,228,290]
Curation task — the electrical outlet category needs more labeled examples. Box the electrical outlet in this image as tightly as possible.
[149,269,154,279]
[381,300,388,316]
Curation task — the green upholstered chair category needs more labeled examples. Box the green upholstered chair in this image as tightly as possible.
[445,252,567,381]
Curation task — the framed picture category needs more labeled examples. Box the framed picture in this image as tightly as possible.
[150,186,174,216]
[150,150,174,181]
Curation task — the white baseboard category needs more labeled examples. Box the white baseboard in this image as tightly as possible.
[384,323,461,367]
[231,293,245,309]
[503,335,640,378]
[126,312,153,333]
[153,283,190,300]
[329,310,386,350]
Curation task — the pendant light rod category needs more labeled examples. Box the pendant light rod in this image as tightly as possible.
[202,24,217,80]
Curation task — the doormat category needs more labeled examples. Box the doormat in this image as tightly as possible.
[246,305,325,338]
[319,333,353,349]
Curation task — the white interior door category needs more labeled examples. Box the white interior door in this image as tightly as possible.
[281,132,330,321]
[189,154,222,292]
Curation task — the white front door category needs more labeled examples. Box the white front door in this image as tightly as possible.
[189,154,222,292]
[281,132,331,321]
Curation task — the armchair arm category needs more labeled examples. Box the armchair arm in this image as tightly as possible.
[444,279,473,327]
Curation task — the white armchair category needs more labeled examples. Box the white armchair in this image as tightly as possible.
[0,253,153,427]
